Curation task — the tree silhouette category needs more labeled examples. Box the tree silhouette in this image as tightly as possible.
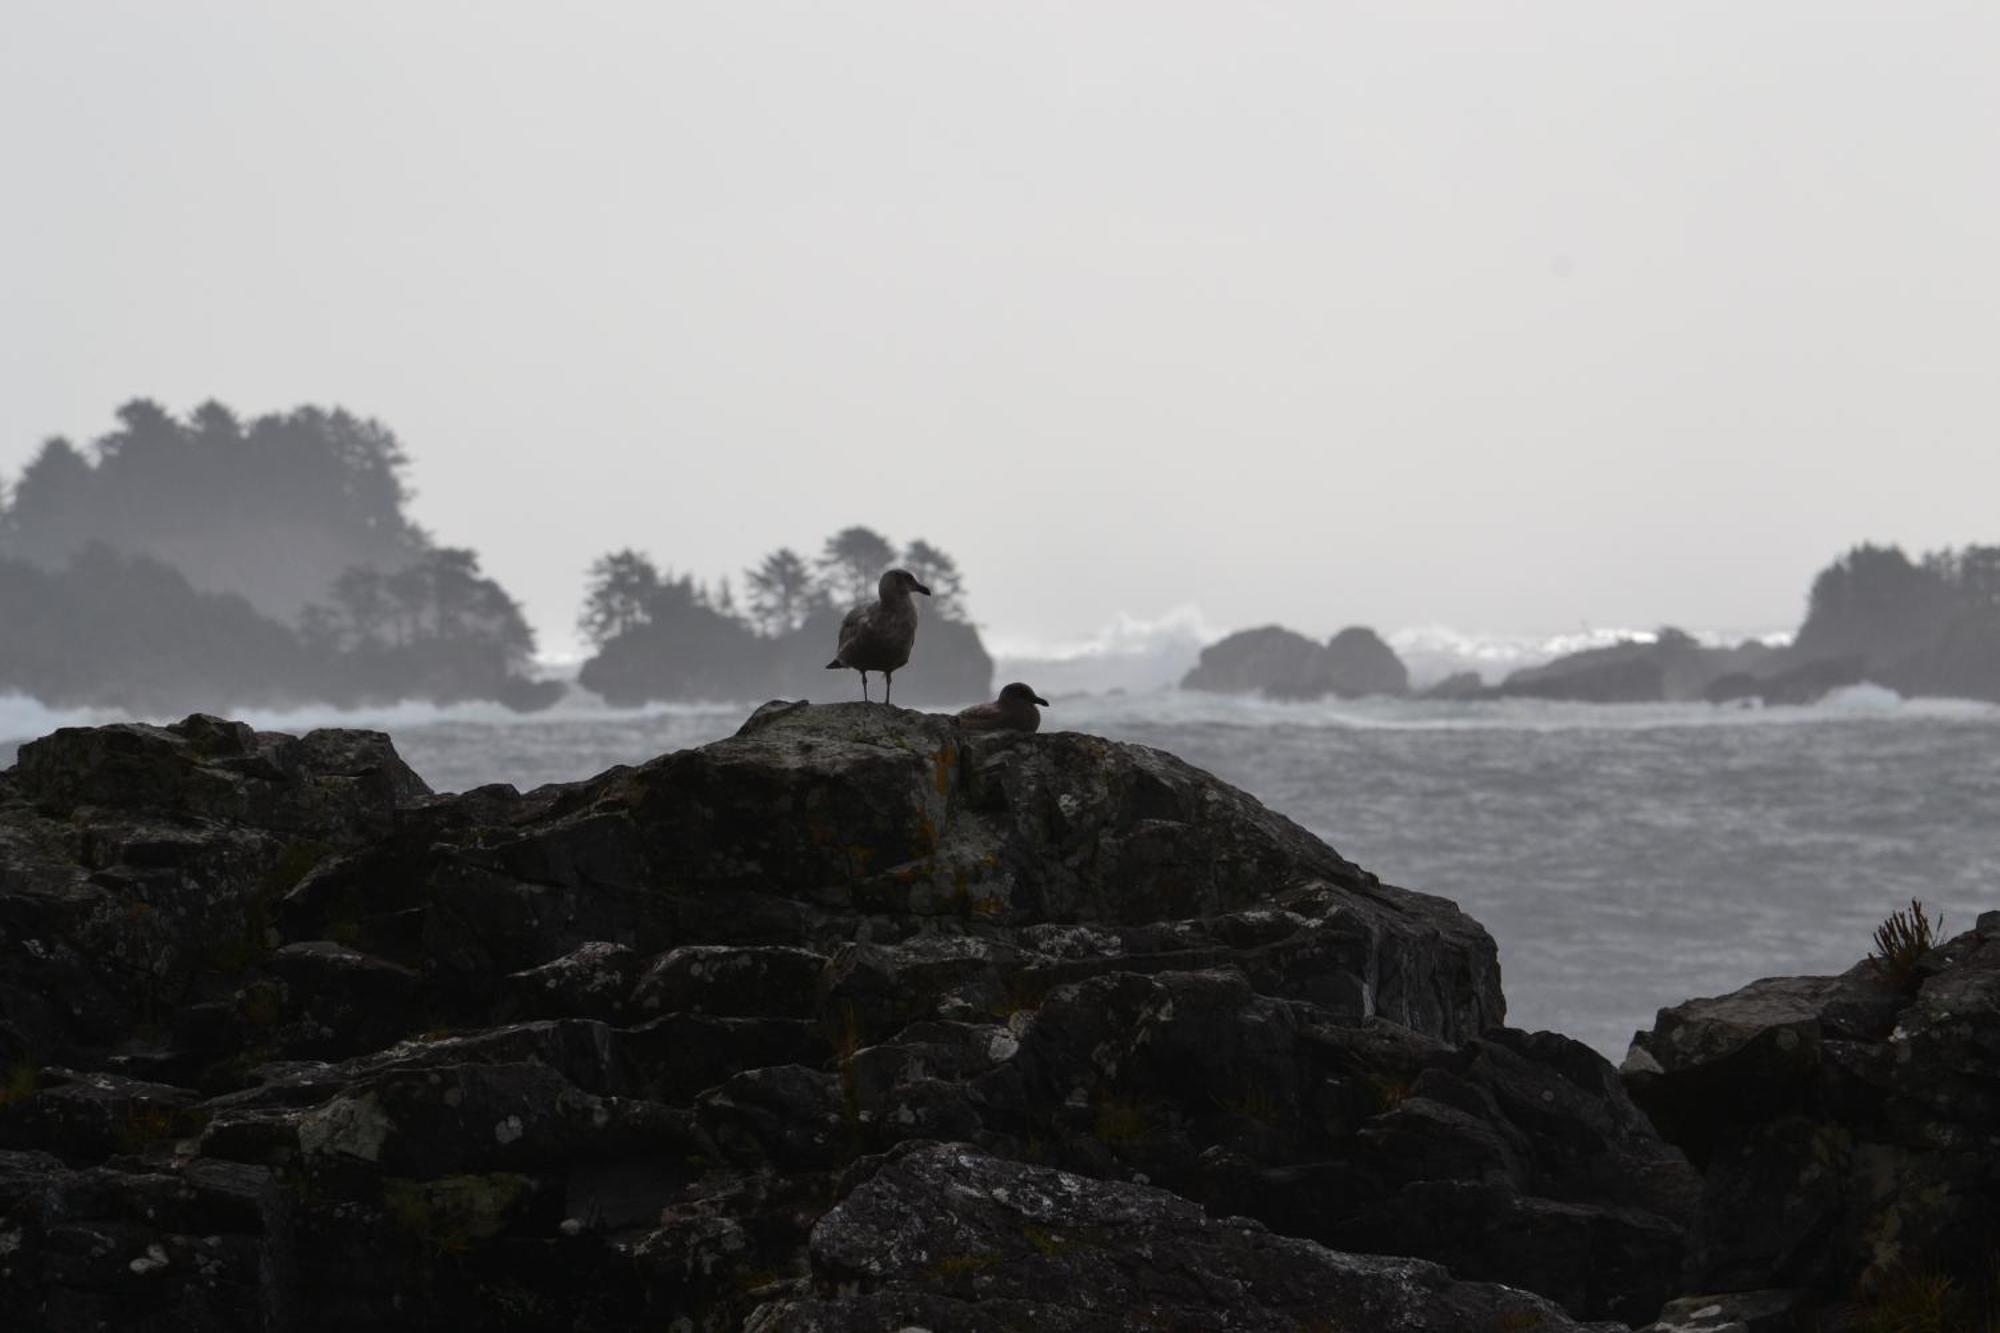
[0,397,559,713]
[1797,544,1956,661]
[711,576,741,621]
[745,547,816,635]
[580,549,663,647]
[818,526,897,607]
[330,566,392,650]
[6,439,93,555]
[902,539,967,619]
[0,400,429,622]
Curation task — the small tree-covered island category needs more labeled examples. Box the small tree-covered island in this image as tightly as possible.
[0,401,556,713]
[575,526,993,708]
[0,705,1993,1330]
[4,398,1995,714]
[0,400,998,713]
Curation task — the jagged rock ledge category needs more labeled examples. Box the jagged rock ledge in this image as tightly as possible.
[0,705,1693,1329]
[1622,910,2000,1327]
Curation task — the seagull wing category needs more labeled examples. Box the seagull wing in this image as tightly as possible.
[955,701,1004,731]
[834,604,871,663]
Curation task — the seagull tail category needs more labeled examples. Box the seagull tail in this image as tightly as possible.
[825,658,844,670]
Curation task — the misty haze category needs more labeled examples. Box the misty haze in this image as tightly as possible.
[2,6,1997,1331]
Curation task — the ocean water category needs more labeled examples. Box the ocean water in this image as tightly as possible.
[4,687,1995,1060]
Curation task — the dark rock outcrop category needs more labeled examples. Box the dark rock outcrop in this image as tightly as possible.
[1624,912,2000,1310]
[1326,625,1411,697]
[753,1142,1620,1332]
[1721,543,2000,706]
[0,707,1693,1329]
[1181,624,1332,698]
[1498,630,1778,705]
[1182,624,1410,700]
[1420,670,1487,701]
[1701,655,1866,707]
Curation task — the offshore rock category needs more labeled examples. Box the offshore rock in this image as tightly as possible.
[1181,623,1412,700]
[0,705,1692,1328]
[1497,629,1778,705]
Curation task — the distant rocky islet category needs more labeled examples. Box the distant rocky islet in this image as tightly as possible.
[1176,546,2000,707]
[4,398,1998,716]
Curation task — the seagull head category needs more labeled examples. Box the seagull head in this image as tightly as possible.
[882,568,932,598]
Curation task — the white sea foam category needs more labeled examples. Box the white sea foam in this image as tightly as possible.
[989,604,1216,697]
[0,686,743,747]
[1387,623,1794,688]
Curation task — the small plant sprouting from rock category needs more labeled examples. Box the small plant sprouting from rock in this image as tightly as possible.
[1213,1083,1284,1126]
[1871,899,1944,990]
[1092,1095,1149,1145]
[925,1252,998,1282]
[112,1102,188,1154]
[1851,1264,1967,1333]
[1365,1070,1416,1115]
[383,1173,530,1257]
[0,1061,37,1108]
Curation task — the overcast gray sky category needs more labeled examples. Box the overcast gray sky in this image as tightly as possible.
[4,3,1996,658]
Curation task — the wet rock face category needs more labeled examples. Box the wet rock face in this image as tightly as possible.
[754,1142,1611,1332]
[0,705,1691,1329]
[1625,913,2000,1302]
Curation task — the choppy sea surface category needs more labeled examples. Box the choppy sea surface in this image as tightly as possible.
[5,686,1996,1060]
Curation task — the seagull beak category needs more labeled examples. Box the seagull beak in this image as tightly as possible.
[1033,695,1050,707]
[912,581,932,596]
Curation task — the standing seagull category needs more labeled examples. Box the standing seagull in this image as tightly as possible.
[826,568,931,703]
[957,682,1050,734]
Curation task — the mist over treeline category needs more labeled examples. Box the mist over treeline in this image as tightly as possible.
[0,400,550,711]
[2,398,1995,715]
[0,400,993,712]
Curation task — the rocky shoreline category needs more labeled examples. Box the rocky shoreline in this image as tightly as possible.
[0,708,1990,1330]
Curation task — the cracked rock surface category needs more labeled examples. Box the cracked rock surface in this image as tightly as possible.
[2,705,1691,1329]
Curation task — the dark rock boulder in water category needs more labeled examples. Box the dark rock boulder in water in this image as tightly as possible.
[1500,629,1778,704]
[0,705,1692,1329]
[1702,655,1866,706]
[1421,670,1487,701]
[1181,624,1333,698]
[1182,624,1411,700]
[1325,624,1410,697]
[1624,912,2000,1309]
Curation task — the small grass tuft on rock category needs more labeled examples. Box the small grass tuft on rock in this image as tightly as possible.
[0,1061,37,1108]
[1852,1265,1965,1333]
[1871,899,1945,990]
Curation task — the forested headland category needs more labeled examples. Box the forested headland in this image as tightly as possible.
[0,400,994,713]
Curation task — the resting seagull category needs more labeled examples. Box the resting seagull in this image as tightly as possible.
[957,682,1050,734]
[826,568,931,703]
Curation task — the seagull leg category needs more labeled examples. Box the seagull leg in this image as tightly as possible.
[859,671,870,703]
[884,672,894,705]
